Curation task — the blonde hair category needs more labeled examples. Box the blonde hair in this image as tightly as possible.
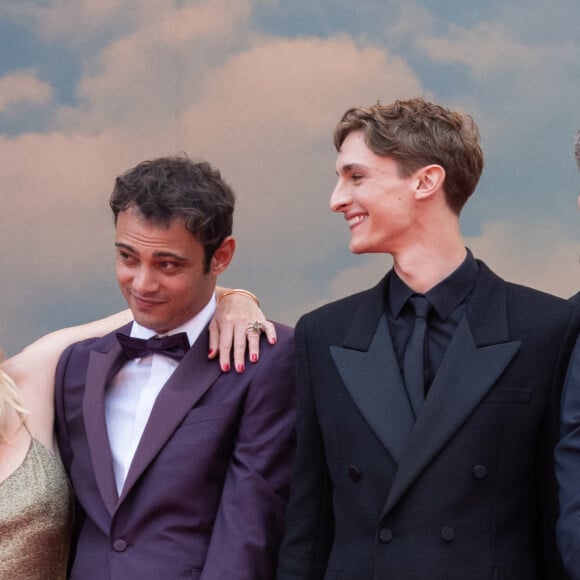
[0,366,29,442]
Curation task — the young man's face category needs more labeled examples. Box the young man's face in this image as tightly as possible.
[330,130,419,255]
[115,206,230,334]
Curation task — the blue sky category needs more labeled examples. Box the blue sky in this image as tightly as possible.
[1,0,580,354]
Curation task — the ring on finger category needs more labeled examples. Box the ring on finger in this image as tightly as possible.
[245,320,263,335]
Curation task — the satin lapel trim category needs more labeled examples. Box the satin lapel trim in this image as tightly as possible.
[331,314,414,463]
[381,315,521,516]
[119,334,221,504]
[82,345,126,516]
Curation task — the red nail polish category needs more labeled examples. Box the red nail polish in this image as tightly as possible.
[237,363,245,373]
[223,363,230,372]
[208,349,214,356]
[251,354,258,363]
[271,337,277,344]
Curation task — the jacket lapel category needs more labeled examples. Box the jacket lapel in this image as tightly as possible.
[82,333,129,516]
[330,275,415,463]
[119,328,221,503]
[331,315,414,463]
[381,262,521,517]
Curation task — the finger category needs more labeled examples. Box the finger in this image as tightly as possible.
[247,321,276,364]
[218,351,232,372]
[207,318,220,360]
[232,323,250,373]
[261,321,277,345]
[246,330,262,365]
[217,323,235,373]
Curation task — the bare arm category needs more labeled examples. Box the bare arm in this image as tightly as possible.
[1,310,133,389]
[0,309,133,450]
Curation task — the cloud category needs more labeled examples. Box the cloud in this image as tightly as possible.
[0,0,132,44]
[466,218,579,298]
[384,1,437,47]
[183,35,421,149]
[418,22,546,77]
[55,0,252,132]
[327,254,392,301]
[0,26,423,352]
[4,0,577,359]
[0,70,53,112]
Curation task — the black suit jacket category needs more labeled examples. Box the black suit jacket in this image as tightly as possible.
[555,292,580,578]
[277,261,580,580]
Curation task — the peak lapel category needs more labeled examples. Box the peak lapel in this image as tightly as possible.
[82,344,127,516]
[119,330,221,503]
[330,275,415,464]
[331,316,414,463]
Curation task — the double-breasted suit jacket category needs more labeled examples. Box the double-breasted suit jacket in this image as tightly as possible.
[55,321,296,580]
[277,261,580,580]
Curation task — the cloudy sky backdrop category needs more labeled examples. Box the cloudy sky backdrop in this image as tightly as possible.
[2,0,580,354]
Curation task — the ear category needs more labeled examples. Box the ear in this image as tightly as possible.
[210,236,235,276]
[414,164,446,201]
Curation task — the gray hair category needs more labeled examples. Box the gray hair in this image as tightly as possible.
[575,130,580,170]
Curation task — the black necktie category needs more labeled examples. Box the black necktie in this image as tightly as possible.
[116,332,190,362]
[403,295,430,419]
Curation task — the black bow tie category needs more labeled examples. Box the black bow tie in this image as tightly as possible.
[116,332,190,362]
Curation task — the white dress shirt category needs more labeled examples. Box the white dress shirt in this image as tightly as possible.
[105,294,216,495]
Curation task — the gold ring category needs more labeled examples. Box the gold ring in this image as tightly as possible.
[245,321,263,335]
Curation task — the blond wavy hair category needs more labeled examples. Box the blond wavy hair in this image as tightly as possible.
[0,364,28,443]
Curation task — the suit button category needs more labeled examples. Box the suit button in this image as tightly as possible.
[472,465,487,480]
[441,527,455,542]
[348,466,361,481]
[378,528,393,543]
[113,539,127,552]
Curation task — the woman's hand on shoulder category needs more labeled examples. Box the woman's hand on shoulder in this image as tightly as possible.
[210,287,277,373]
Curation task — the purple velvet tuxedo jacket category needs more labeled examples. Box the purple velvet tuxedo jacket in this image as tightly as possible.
[55,321,296,580]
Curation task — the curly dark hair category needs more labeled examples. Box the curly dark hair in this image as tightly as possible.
[110,154,235,272]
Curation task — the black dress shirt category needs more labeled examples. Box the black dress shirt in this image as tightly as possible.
[387,249,479,392]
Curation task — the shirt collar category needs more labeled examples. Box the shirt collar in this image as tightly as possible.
[129,293,217,347]
[389,249,479,320]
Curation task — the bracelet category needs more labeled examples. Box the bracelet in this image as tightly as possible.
[217,289,260,307]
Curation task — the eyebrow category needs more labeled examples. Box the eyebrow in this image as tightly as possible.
[336,162,367,176]
[115,242,188,262]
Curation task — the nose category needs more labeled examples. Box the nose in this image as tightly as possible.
[132,265,159,294]
[330,179,350,213]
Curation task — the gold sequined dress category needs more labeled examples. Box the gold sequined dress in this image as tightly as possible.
[0,436,73,579]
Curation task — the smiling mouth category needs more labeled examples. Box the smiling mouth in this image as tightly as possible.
[347,214,368,227]
[132,295,163,309]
